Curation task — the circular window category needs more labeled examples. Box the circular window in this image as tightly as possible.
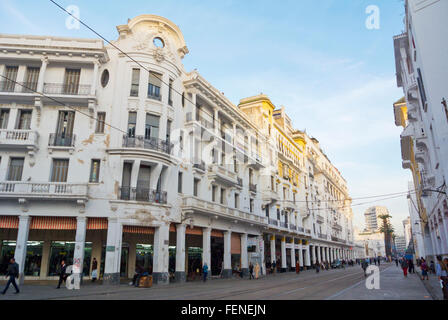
[153,37,165,48]
[100,69,109,88]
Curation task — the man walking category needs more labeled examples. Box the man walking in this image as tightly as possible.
[56,260,67,289]
[1,258,20,295]
[401,258,409,277]
[202,262,209,282]
[249,263,254,280]
[91,257,98,283]
[408,259,415,274]
[361,259,368,277]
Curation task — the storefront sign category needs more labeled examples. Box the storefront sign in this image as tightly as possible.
[106,246,115,252]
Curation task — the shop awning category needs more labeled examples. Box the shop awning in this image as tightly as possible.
[0,216,19,229]
[123,225,155,234]
[185,227,203,236]
[87,218,108,230]
[211,229,224,238]
[30,216,77,230]
[231,233,241,254]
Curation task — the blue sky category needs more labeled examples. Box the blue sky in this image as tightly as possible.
[0,0,411,234]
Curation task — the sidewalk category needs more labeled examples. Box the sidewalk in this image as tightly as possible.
[417,270,444,300]
[327,265,433,300]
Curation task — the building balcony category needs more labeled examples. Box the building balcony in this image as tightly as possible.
[297,226,304,233]
[193,161,206,172]
[182,196,267,226]
[279,221,287,229]
[237,177,243,188]
[47,133,76,154]
[305,229,311,234]
[268,218,278,226]
[0,81,38,103]
[289,223,296,231]
[119,186,167,205]
[317,233,327,240]
[122,136,172,155]
[0,181,88,201]
[185,112,215,130]
[43,83,91,96]
[282,200,296,211]
[207,164,238,187]
[0,129,38,151]
[262,189,280,204]
[316,214,325,224]
[249,183,257,193]
[332,223,342,231]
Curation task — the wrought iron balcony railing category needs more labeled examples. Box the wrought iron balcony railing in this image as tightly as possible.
[122,135,172,155]
[119,186,167,204]
[268,218,278,226]
[249,183,257,193]
[193,161,206,171]
[48,133,76,147]
[0,81,37,93]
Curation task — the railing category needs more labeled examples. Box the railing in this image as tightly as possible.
[289,224,296,231]
[249,183,257,193]
[0,81,37,93]
[268,218,278,226]
[48,133,76,147]
[185,112,215,130]
[119,186,167,204]
[122,135,172,155]
[279,221,287,228]
[332,223,342,230]
[0,182,88,198]
[237,177,243,187]
[193,161,206,171]
[43,83,91,95]
[297,226,304,233]
[318,233,327,240]
[0,129,38,146]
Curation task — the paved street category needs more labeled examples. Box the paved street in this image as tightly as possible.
[0,263,433,300]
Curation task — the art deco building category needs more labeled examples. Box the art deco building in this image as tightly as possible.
[0,14,355,284]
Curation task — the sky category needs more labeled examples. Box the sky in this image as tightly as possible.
[0,0,411,235]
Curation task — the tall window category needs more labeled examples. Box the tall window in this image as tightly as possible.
[127,112,137,138]
[148,72,161,100]
[265,204,269,217]
[166,120,171,144]
[95,112,106,133]
[0,109,10,129]
[277,209,280,220]
[168,79,173,106]
[249,168,253,185]
[25,67,40,91]
[54,111,75,146]
[7,158,24,181]
[193,178,200,197]
[63,69,81,94]
[212,185,217,202]
[3,66,18,91]
[235,193,239,209]
[417,68,427,111]
[220,188,225,205]
[16,110,32,130]
[145,114,159,140]
[89,159,100,183]
[250,199,254,213]
[271,176,274,190]
[51,159,69,182]
[130,68,140,97]
[178,172,183,193]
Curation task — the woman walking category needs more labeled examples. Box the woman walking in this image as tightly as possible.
[401,258,409,277]
[420,258,429,280]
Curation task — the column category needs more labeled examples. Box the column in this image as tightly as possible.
[270,235,276,263]
[213,108,219,135]
[290,239,296,272]
[127,241,136,279]
[202,227,211,279]
[258,235,266,276]
[103,219,122,285]
[281,236,287,272]
[153,224,170,285]
[298,243,304,268]
[325,247,329,263]
[14,216,30,284]
[305,244,311,267]
[311,245,316,265]
[90,60,100,96]
[175,224,187,282]
[241,233,249,277]
[36,56,48,92]
[317,245,321,263]
[39,241,51,280]
[73,217,87,284]
[223,231,232,278]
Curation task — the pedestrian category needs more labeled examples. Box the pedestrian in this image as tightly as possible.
[436,256,448,300]
[272,260,276,275]
[56,260,67,289]
[266,261,271,275]
[249,263,254,280]
[315,261,320,273]
[131,265,144,287]
[420,258,429,281]
[408,259,415,274]
[429,260,435,274]
[295,260,300,274]
[377,258,380,266]
[401,258,408,277]
[1,258,20,295]
[395,258,399,267]
[91,257,98,283]
[361,259,368,277]
[202,262,209,282]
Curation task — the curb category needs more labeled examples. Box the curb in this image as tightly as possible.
[416,271,440,300]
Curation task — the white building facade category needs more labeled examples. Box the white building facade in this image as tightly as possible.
[393,0,448,261]
[0,15,354,285]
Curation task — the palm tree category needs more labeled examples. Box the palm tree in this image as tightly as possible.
[378,214,394,258]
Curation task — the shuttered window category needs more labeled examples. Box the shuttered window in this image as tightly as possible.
[148,71,161,99]
[127,112,137,137]
[130,68,140,96]
[95,112,106,133]
[4,66,18,91]
[25,67,40,91]
[0,109,9,129]
[7,158,24,181]
[51,159,69,182]
[145,114,159,140]
[16,110,32,130]
[63,69,80,94]
[89,159,100,183]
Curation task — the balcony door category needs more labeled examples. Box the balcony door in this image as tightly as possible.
[51,159,69,182]
[120,162,133,200]
[7,158,24,181]
[3,66,18,92]
[136,165,151,201]
[63,69,80,95]
[56,111,75,144]
[145,114,159,140]
[25,67,40,92]
[16,110,32,130]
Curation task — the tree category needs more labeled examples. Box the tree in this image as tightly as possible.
[378,214,394,258]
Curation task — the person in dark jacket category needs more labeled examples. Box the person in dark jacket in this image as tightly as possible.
[361,259,368,277]
[401,258,409,277]
[408,259,415,274]
[1,258,20,294]
[56,260,67,289]
[249,263,254,280]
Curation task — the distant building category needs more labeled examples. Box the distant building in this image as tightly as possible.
[395,236,407,255]
[363,206,390,233]
[403,217,412,247]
